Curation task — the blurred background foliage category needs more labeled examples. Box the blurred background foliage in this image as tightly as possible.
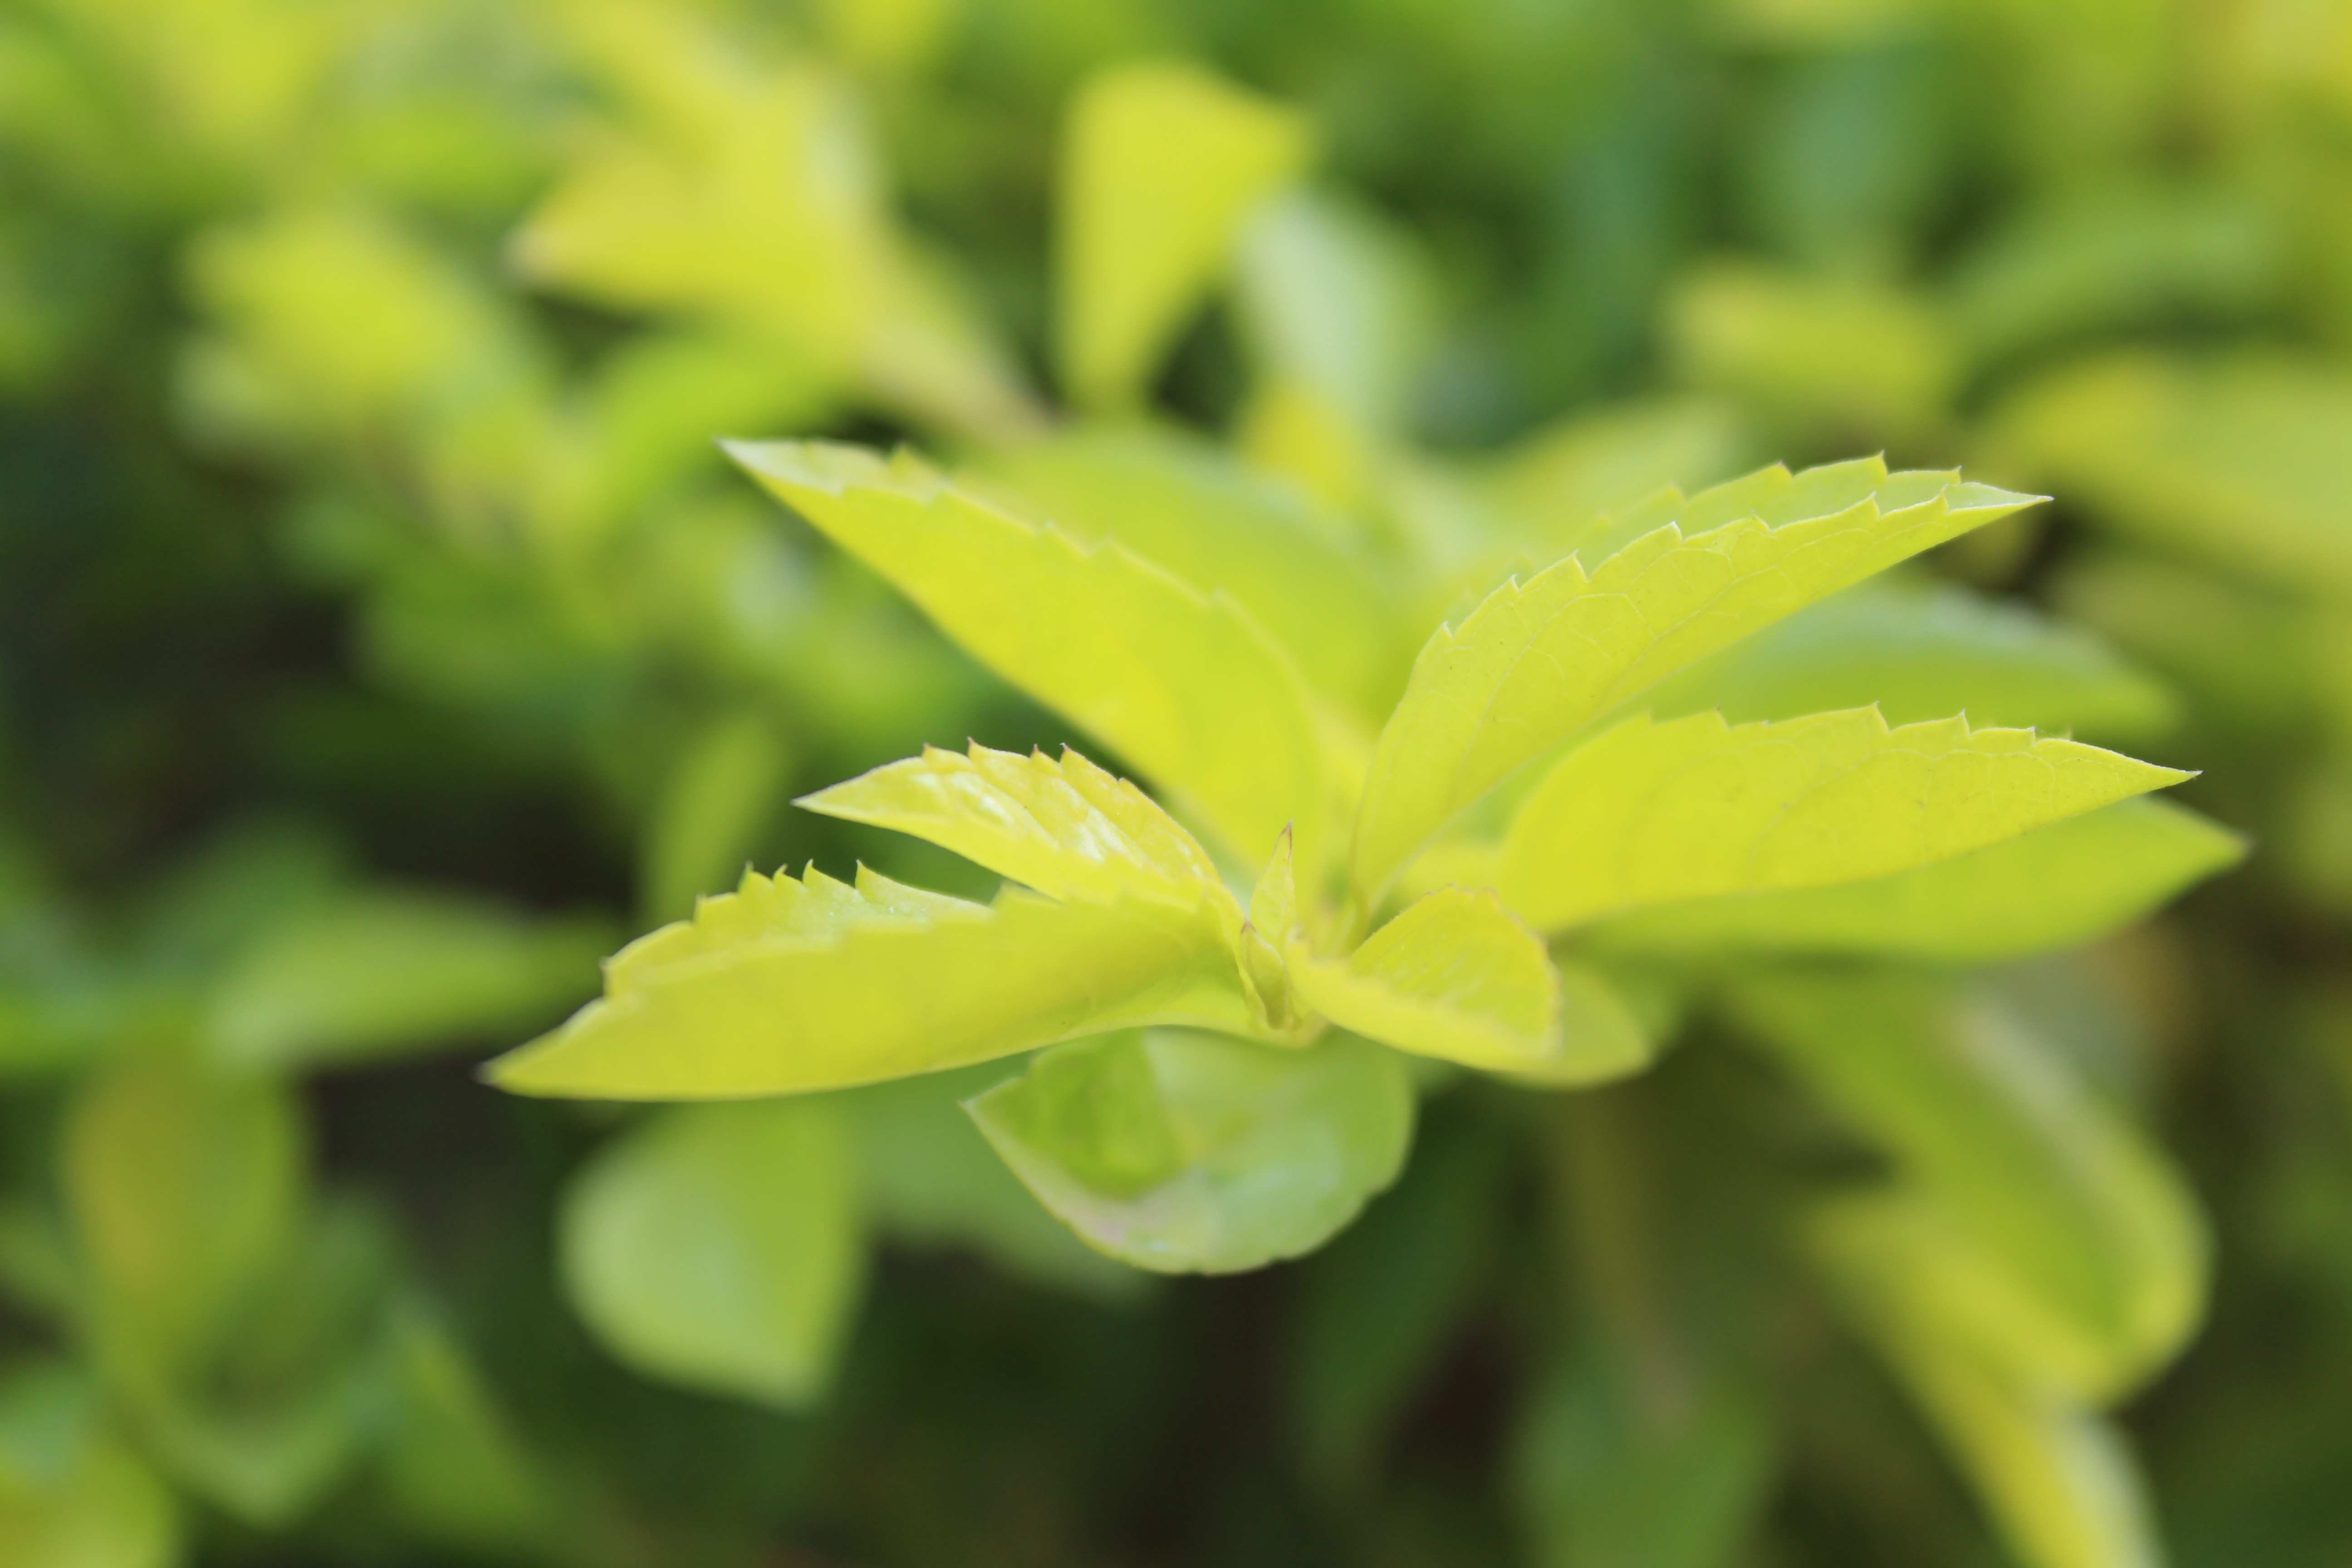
[3,0,2351,1563]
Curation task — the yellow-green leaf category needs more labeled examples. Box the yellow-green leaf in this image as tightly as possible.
[974,426,1405,718]
[1642,578,2178,741]
[1289,889,1555,1072]
[508,58,882,369]
[62,1053,306,1382]
[1287,889,1649,1084]
[560,1099,863,1407]
[1352,458,2043,897]
[486,866,1256,1100]
[1988,352,2352,601]
[1500,709,2187,930]
[1812,1196,2165,1568]
[797,742,1236,915]
[1239,827,1298,1030]
[728,439,1325,866]
[1664,262,1960,442]
[1738,975,2206,1400]
[1591,798,2243,962]
[965,1029,1413,1274]
[0,1364,181,1568]
[205,890,609,1072]
[1056,60,1311,411]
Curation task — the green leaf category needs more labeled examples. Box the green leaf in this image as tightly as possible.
[205,889,608,1072]
[841,1067,1144,1301]
[2051,551,2327,735]
[728,439,1326,866]
[1988,352,2352,601]
[639,710,794,925]
[1513,1351,1777,1568]
[1499,709,2187,931]
[1735,974,2206,1399]
[559,1099,864,1407]
[487,865,1255,1099]
[965,1029,1414,1274]
[1287,888,1648,1084]
[1290,1115,1504,1491]
[1812,1196,2164,1568]
[132,1199,394,1527]
[62,1053,306,1381]
[1946,185,2277,368]
[570,331,837,538]
[798,741,1237,914]
[0,1363,181,1568]
[371,1300,548,1553]
[1352,458,2043,897]
[1056,60,1311,410]
[1642,579,2178,740]
[974,427,1405,718]
[1591,799,2243,962]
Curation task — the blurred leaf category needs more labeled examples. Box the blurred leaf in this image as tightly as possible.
[1736,39,1956,274]
[179,203,539,455]
[1501,710,2187,930]
[0,1362,181,1568]
[1591,798,2243,962]
[1643,579,2178,740]
[1736,975,2208,1399]
[1353,458,2042,897]
[842,1066,1144,1300]
[136,821,347,974]
[639,710,794,925]
[965,1029,1414,1274]
[730,439,1330,867]
[2049,551,2331,734]
[568,330,838,541]
[206,889,608,1072]
[819,0,961,74]
[1289,1113,1504,1491]
[561,1098,864,1408]
[510,53,880,370]
[132,1198,393,1526]
[0,1199,78,1328]
[1513,1351,1776,1568]
[1232,188,1440,438]
[974,426,1407,719]
[1988,353,2352,602]
[1056,59,1311,410]
[370,1300,549,1552]
[1664,262,1957,440]
[1947,186,2278,369]
[799,741,1238,913]
[63,1052,305,1381]
[490,866,1256,1099]
[1812,1196,2165,1568]
[1480,397,1754,561]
